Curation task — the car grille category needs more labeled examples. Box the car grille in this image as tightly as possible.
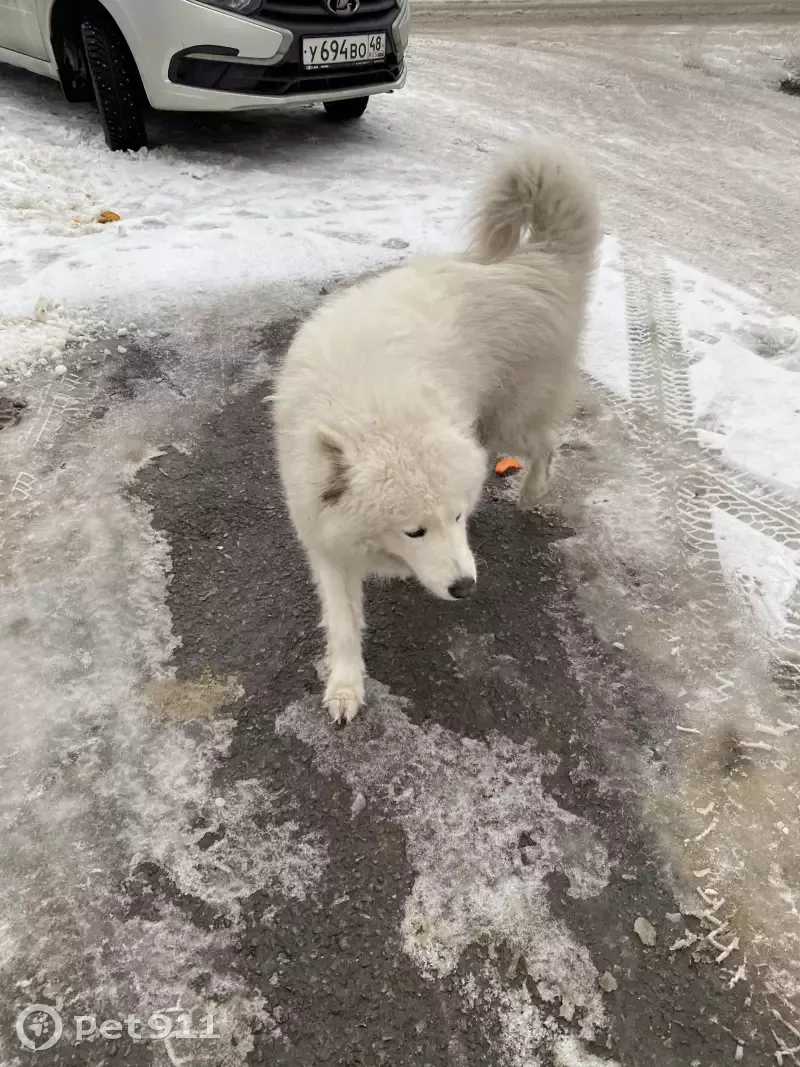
[171,55,403,97]
[255,0,398,30]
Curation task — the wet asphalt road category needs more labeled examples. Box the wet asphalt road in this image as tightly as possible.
[128,316,774,1067]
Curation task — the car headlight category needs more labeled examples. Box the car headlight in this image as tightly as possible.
[195,0,262,16]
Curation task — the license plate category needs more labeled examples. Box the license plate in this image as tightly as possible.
[302,33,386,69]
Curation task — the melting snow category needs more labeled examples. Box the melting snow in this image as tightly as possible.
[277,684,611,1056]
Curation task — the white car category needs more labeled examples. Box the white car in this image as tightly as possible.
[0,0,410,150]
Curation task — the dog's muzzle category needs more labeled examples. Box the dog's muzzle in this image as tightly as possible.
[448,577,476,599]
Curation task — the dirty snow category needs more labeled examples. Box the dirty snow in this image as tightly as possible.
[0,372,328,1064]
[277,683,611,1057]
[553,1035,621,1067]
[0,302,97,385]
[713,507,799,642]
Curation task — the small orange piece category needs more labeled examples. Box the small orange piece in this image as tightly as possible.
[495,457,522,477]
[97,210,121,224]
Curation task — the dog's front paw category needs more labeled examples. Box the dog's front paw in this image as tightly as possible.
[323,686,363,726]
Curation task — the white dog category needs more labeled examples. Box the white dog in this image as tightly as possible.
[273,138,600,724]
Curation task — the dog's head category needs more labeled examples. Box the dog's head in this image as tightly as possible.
[317,420,486,601]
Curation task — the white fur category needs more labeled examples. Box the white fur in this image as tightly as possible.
[273,137,600,724]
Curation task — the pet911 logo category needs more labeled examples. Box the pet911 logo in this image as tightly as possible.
[15,1004,219,1050]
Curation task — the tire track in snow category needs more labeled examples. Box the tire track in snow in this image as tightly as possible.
[575,250,800,1042]
[622,250,730,634]
[609,248,800,697]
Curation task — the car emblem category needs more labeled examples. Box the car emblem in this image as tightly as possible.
[326,0,360,14]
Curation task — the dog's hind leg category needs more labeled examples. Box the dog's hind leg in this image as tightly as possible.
[312,554,366,725]
[517,427,557,510]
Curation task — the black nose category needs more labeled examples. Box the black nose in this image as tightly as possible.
[448,576,476,599]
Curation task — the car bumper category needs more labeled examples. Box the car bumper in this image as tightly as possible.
[102,0,409,112]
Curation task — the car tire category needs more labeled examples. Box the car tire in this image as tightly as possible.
[80,12,147,152]
[323,96,369,121]
[57,37,95,103]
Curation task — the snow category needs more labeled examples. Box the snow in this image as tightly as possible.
[3,87,798,512]
[0,301,97,384]
[713,506,799,643]
[583,236,630,399]
[2,50,797,509]
[0,367,329,1065]
[277,681,611,1057]
[675,261,800,494]
[0,76,463,377]
[553,1036,620,1067]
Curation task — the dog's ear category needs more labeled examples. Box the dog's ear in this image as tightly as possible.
[318,427,350,506]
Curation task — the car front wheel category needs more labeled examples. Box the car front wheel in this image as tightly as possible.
[81,11,147,152]
[323,96,369,121]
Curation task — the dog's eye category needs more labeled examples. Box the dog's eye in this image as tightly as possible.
[405,528,426,539]
[456,514,462,522]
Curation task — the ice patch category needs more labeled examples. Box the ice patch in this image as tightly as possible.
[460,965,549,1067]
[0,300,98,383]
[0,343,327,1065]
[553,1035,621,1067]
[671,259,800,496]
[276,684,611,1049]
[555,368,800,1044]
[712,507,799,643]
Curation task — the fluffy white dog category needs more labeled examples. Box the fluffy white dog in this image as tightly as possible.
[273,138,600,724]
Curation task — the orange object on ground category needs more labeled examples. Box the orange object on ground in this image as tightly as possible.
[494,457,522,477]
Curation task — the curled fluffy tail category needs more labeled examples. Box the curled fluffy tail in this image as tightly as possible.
[469,138,600,263]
